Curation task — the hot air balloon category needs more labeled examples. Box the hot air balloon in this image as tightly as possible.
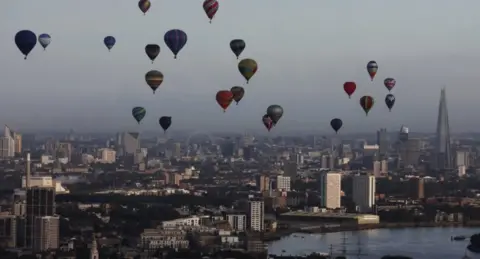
[164,29,187,59]
[384,78,396,92]
[159,116,172,133]
[230,86,245,105]
[230,39,245,59]
[238,58,258,84]
[385,94,395,112]
[104,36,116,51]
[132,107,146,124]
[330,118,343,134]
[359,96,374,116]
[145,70,164,94]
[203,0,219,23]
[138,0,151,15]
[145,44,160,63]
[15,30,37,59]
[366,61,378,81]
[343,82,356,99]
[262,114,273,132]
[216,90,234,112]
[266,105,283,125]
[38,34,51,51]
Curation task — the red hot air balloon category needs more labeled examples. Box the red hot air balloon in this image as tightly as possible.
[203,0,219,23]
[384,78,396,92]
[359,96,375,116]
[262,114,273,132]
[216,90,233,112]
[343,82,356,99]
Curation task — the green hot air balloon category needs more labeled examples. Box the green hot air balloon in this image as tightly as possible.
[238,58,258,84]
[132,107,146,124]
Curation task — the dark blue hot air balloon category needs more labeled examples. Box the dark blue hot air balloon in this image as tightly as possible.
[164,29,187,59]
[104,36,116,51]
[330,118,343,134]
[15,30,37,59]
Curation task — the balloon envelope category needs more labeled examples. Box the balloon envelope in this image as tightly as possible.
[366,61,378,81]
[384,78,396,92]
[330,118,343,133]
[203,0,219,21]
[385,94,396,111]
[266,105,283,124]
[145,70,164,93]
[359,96,374,115]
[164,29,187,59]
[104,36,116,50]
[343,82,356,98]
[230,86,245,104]
[216,90,234,112]
[262,114,273,132]
[38,33,51,50]
[15,30,37,59]
[138,0,151,14]
[230,39,245,59]
[238,58,258,83]
[145,44,160,62]
[159,116,172,132]
[132,107,146,123]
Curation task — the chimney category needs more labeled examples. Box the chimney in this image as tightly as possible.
[26,153,31,188]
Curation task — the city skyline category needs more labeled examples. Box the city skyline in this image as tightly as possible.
[1,1,480,132]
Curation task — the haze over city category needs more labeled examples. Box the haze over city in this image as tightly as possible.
[1,1,480,133]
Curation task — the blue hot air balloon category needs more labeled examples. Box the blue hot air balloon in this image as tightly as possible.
[104,36,116,51]
[164,29,187,59]
[15,30,37,59]
[38,34,51,50]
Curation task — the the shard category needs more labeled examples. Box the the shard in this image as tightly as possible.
[432,88,452,170]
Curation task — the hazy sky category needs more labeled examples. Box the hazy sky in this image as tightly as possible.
[1,1,480,134]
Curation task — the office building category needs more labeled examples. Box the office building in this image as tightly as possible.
[283,161,297,178]
[320,172,342,209]
[352,174,376,213]
[407,177,424,200]
[25,187,56,248]
[373,161,381,177]
[431,88,452,170]
[376,128,388,155]
[255,175,270,192]
[0,215,17,248]
[398,125,409,142]
[99,148,116,163]
[33,216,59,251]
[120,132,140,155]
[14,134,22,154]
[247,200,264,232]
[276,175,291,192]
[227,214,246,231]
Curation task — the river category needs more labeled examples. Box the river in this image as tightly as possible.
[268,227,480,258]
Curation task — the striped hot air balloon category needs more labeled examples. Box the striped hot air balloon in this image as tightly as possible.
[203,0,219,23]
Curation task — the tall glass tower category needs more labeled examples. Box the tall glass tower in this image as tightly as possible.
[432,88,452,170]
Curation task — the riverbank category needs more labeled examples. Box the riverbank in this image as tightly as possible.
[262,221,480,241]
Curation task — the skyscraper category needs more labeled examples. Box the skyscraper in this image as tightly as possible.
[320,172,341,209]
[352,174,376,213]
[432,88,452,170]
[376,128,388,155]
[0,125,15,158]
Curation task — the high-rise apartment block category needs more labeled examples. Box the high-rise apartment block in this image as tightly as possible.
[320,172,342,209]
[247,200,264,232]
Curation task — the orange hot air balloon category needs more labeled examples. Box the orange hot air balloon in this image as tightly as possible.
[216,90,234,112]
[359,95,375,116]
